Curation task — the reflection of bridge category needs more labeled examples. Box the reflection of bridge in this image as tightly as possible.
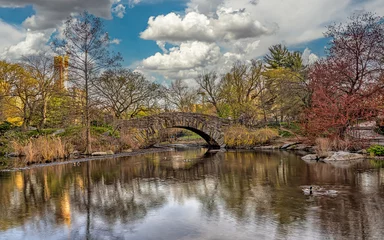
[119,113,231,148]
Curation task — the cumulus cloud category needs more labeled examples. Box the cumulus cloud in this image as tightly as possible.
[0,0,126,60]
[110,38,121,44]
[186,0,224,16]
[1,29,53,60]
[112,3,126,18]
[139,0,384,81]
[142,41,221,71]
[0,0,120,30]
[128,0,141,8]
[0,20,25,53]
[140,7,270,43]
[302,48,319,65]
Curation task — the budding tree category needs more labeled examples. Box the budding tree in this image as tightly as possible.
[53,11,122,154]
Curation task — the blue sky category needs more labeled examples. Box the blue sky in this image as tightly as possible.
[0,0,383,82]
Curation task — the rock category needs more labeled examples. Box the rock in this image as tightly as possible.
[106,150,114,155]
[71,150,80,156]
[281,143,299,149]
[91,152,108,156]
[301,154,318,161]
[122,149,133,153]
[7,152,21,157]
[324,151,365,161]
[52,129,65,136]
[254,145,277,150]
[357,149,368,155]
[295,144,313,151]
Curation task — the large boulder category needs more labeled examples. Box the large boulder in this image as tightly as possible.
[324,151,365,161]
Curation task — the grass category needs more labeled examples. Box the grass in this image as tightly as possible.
[315,138,332,158]
[10,136,73,164]
[225,125,279,148]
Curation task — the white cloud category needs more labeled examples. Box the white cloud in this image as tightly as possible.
[140,8,270,43]
[156,41,168,53]
[0,0,125,60]
[128,0,141,8]
[302,48,319,65]
[112,3,126,18]
[139,0,384,81]
[143,41,221,71]
[1,29,53,60]
[186,0,224,16]
[0,20,25,53]
[110,38,121,44]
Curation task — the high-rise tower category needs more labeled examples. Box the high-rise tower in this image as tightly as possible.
[54,55,69,89]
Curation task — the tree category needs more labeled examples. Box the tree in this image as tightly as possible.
[93,68,162,119]
[195,71,223,116]
[264,44,290,69]
[220,60,264,120]
[0,61,41,130]
[22,54,57,129]
[305,12,384,138]
[53,11,122,154]
[166,79,198,112]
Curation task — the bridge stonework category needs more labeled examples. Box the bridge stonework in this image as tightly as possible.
[119,113,230,148]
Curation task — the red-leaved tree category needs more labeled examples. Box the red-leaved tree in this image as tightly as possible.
[305,12,384,138]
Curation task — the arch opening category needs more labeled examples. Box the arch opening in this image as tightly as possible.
[174,126,221,149]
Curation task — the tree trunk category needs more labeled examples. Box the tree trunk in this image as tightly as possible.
[84,52,92,155]
[39,98,48,130]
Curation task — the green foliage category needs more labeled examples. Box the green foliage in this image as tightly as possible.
[278,130,293,137]
[0,121,14,134]
[91,126,119,138]
[225,125,279,148]
[367,145,384,156]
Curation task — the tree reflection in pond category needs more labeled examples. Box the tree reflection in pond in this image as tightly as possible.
[0,149,384,239]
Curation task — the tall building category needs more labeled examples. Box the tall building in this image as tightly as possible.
[54,55,69,90]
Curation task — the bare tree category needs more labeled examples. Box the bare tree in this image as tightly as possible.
[22,54,57,129]
[195,71,223,116]
[93,68,162,119]
[167,79,198,112]
[53,11,122,154]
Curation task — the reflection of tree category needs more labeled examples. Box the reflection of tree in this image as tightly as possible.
[0,150,384,239]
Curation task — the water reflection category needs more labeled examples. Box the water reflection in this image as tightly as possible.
[0,149,384,239]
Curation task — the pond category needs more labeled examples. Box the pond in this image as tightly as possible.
[0,149,384,240]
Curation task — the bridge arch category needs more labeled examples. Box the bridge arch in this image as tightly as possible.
[119,113,230,148]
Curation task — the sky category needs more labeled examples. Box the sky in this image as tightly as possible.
[1,0,384,84]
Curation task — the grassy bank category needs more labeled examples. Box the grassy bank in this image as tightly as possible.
[225,125,279,149]
[0,124,142,164]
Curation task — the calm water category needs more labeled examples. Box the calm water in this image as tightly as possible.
[1,149,384,240]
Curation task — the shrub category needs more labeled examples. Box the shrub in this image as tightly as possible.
[367,145,384,156]
[0,121,14,134]
[225,125,278,148]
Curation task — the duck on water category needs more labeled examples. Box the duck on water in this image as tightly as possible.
[302,186,338,196]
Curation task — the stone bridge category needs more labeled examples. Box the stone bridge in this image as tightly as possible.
[118,112,231,148]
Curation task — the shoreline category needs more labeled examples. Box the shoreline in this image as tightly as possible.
[1,147,174,172]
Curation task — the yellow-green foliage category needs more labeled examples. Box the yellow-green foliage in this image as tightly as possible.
[10,136,72,163]
[225,125,278,148]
